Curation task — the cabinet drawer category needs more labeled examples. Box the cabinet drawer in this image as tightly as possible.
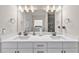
[18,49,33,53]
[18,42,33,49]
[34,42,47,49]
[48,42,62,49]
[63,42,78,48]
[2,49,17,53]
[2,42,17,49]
[34,49,47,53]
[48,49,62,53]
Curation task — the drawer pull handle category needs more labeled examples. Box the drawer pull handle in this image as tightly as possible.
[37,45,44,47]
[15,51,17,53]
[64,51,66,53]
[37,51,44,53]
[61,50,63,53]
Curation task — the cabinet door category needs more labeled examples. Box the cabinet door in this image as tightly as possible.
[0,43,1,53]
[48,49,62,53]
[2,49,17,53]
[63,42,78,49]
[63,49,78,53]
[48,42,62,49]
[18,49,33,53]
[2,42,17,49]
[18,42,33,49]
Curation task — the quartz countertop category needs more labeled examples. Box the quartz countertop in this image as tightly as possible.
[1,34,79,42]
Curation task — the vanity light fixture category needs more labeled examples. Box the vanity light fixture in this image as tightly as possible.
[56,6,61,12]
[46,5,56,12]
[30,5,34,12]
[46,5,49,12]
[18,6,24,12]
[24,6,29,12]
[53,5,56,10]
[10,18,15,24]
[51,5,56,12]
[65,18,71,23]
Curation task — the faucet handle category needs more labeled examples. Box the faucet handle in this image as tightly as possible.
[18,32,22,35]
[52,32,56,36]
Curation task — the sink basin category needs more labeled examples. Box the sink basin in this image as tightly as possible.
[50,36,62,39]
[18,35,30,39]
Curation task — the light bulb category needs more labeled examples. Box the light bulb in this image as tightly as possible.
[24,6,29,12]
[31,6,34,12]
[51,6,55,12]
[56,6,61,12]
[53,5,55,10]
[46,5,49,12]
[18,6,24,12]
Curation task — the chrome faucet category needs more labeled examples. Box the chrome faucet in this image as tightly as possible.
[33,30,36,35]
[1,28,6,34]
[23,30,28,36]
[52,32,56,36]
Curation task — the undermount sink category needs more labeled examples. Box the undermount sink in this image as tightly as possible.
[18,35,30,39]
[50,36,62,39]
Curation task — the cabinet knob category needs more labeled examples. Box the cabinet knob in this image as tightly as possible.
[17,51,19,53]
[61,50,63,53]
[15,51,17,53]
[61,50,66,53]
[64,51,66,53]
[15,51,19,53]
[37,51,44,53]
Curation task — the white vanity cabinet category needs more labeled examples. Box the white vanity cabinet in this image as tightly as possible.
[2,49,17,53]
[62,42,78,53]
[1,41,78,53]
[17,42,33,53]
[48,42,63,53]
[0,42,1,53]
[1,42,17,53]
[2,42,33,53]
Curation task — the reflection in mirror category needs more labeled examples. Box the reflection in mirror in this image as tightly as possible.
[34,20,43,32]
[17,5,62,35]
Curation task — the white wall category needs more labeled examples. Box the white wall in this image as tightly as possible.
[62,6,79,37]
[0,5,17,37]
[55,7,62,34]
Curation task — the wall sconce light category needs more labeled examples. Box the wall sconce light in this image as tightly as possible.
[65,18,71,24]
[10,18,15,24]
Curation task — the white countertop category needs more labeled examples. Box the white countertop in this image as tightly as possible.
[1,34,79,42]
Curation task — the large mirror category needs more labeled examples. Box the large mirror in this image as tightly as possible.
[17,5,62,34]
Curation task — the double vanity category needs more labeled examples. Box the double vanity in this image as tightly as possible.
[0,33,79,53]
